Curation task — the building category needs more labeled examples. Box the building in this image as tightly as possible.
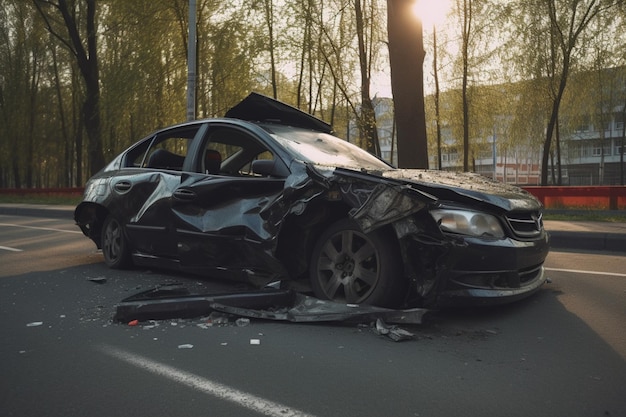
[367,68,626,186]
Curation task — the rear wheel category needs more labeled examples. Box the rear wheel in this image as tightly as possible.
[309,219,406,307]
[101,215,132,269]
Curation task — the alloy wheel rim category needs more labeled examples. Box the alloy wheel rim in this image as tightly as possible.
[104,220,121,261]
[316,229,379,303]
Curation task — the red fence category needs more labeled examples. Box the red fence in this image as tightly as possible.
[523,186,626,210]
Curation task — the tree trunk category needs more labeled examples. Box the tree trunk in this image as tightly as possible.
[541,70,568,185]
[556,119,562,185]
[386,0,428,169]
[355,0,380,156]
[619,97,626,185]
[52,45,71,187]
[263,0,277,99]
[461,0,472,172]
[433,28,442,170]
[37,0,105,177]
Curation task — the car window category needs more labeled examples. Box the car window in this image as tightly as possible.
[132,126,199,170]
[154,137,189,155]
[204,127,276,176]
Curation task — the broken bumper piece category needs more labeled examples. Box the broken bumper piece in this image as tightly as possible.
[113,285,428,325]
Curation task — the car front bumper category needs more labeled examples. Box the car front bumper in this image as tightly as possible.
[436,265,548,306]
[405,230,550,307]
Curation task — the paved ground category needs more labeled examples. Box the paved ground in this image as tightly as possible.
[0,203,625,253]
[1,215,625,417]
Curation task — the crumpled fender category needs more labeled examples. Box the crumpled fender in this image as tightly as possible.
[304,164,434,233]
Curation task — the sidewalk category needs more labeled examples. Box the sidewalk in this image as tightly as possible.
[1,203,625,254]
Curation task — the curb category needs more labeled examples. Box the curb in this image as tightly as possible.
[1,204,625,254]
[546,230,626,253]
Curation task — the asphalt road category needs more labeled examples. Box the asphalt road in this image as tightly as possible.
[1,214,625,417]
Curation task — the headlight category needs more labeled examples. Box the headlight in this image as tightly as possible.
[430,209,505,238]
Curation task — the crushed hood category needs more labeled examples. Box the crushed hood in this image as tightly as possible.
[225,92,333,134]
[381,169,541,212]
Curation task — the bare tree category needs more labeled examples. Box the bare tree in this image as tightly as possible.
[259,0,278,99]
[432,27,443,170]
[533,0,617,185]
[354,0,380,156]
[34,0,105,176]
[313,0,381,154]
[459,0,472,171]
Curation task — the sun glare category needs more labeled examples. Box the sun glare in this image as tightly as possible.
[412,0,452,28]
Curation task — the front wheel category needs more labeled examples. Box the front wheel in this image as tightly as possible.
[101,215,132,269]
[309,219,406,307]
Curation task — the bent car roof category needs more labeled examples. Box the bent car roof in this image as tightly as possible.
[225,92,333,134]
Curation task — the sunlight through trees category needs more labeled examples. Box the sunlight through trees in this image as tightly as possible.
[0,0,624,187]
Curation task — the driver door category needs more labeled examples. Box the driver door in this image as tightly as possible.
[170,125,290,279]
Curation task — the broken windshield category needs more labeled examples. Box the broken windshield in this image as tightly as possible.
[262,124,392,171]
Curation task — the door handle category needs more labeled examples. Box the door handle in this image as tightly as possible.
[173,189,197,201]
[113,180,132,193]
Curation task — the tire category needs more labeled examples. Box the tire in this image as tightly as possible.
[101,215,132,269]
[309,218,406,307]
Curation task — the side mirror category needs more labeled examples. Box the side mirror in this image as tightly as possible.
[252,159,276,176]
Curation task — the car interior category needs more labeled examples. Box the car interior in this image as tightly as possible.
[123,124,287,178]
[203,127,279,177]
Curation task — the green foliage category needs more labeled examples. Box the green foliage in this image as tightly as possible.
[0,0,624,188]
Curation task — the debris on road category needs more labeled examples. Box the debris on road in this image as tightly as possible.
[113,284,429,327]
[373,318,415,342]
[236,318,251,327]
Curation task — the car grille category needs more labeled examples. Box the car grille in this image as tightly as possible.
[451,263,544,290]
[506,211,543,238]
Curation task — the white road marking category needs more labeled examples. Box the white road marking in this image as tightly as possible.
[0,223,82,234]
[545,267,626,278]
[98,345,318,417]
[0,245,23,252]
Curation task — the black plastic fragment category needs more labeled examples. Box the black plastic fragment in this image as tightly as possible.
[114,285,427,325]
[114,287,296,322]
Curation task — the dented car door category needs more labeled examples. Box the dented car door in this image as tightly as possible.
[171,172,288,281]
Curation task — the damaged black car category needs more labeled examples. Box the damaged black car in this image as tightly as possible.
[75,92,549,308]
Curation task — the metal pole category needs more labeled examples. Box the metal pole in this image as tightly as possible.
[186,0,197,121]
